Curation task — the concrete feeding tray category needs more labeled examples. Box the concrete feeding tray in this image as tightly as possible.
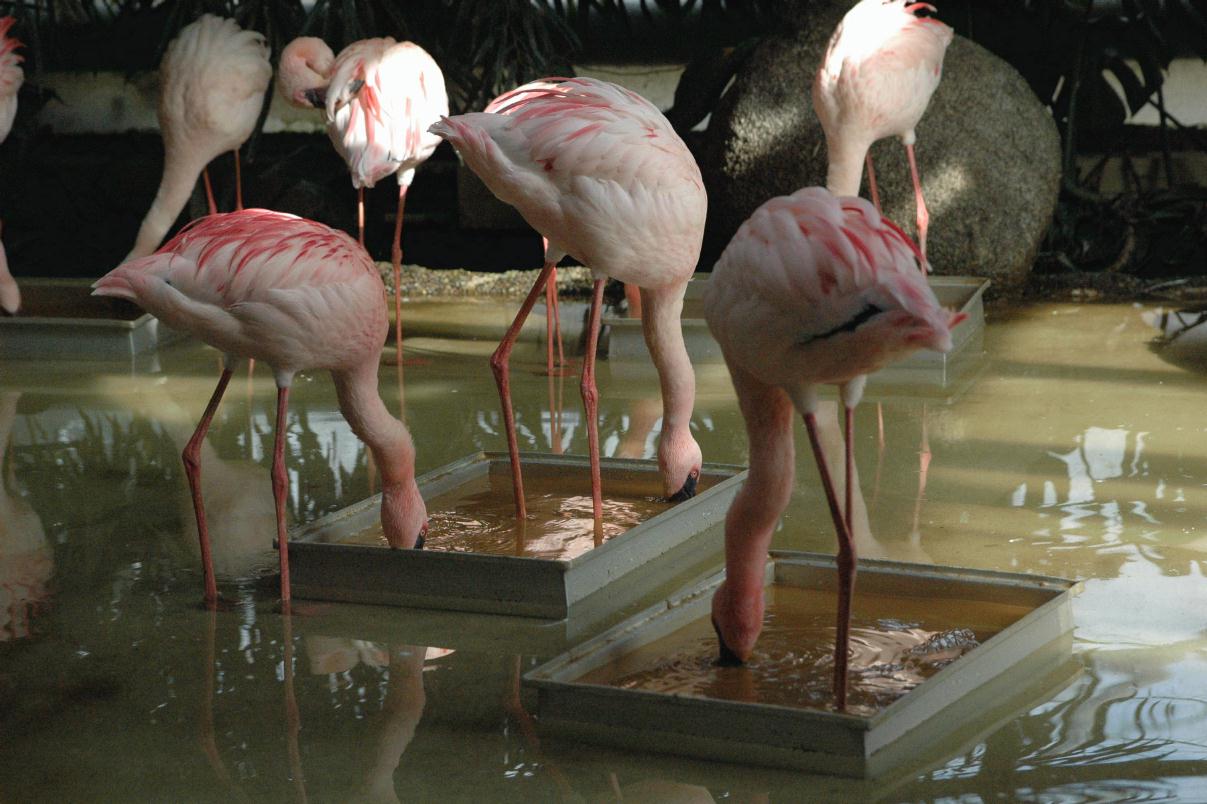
[288,451,746,619]
[524,551,1079,777]
[0,278,186,362]
[604,275,988,377]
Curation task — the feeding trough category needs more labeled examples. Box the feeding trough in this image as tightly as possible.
[604,276,989,391]
[287,451,746,619]
[524,551,1079,778]
[0,278,187,363]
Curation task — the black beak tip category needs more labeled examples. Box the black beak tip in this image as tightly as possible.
[303,87,326,108]
[414,526,426,550]
[667,472,699,504]
[711,617,745,668]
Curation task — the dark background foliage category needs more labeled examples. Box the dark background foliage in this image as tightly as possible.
[0,0,1203,279]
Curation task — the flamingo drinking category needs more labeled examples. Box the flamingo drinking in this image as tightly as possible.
[94,209,428,608]
[277,36,448,363]
[0,16,22,314]
[703,187,965,709]
[813,0,952,259]
[125,15,271,261]
[430,77,706,523]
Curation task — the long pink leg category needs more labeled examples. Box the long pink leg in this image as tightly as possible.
[391,185,408,367]
[545,269,557,376]
[182,368,234,606]
[803,411,856,711]
[865,153,882,212]
[844,405,855,538]
[357,186,366,248]
[272,385,293,608]
[492,261,558,519]
[581,280,606,527]
[906,143,929,264]
[234,150,244,212]
[541,236,567,375]
[202,168,217,216]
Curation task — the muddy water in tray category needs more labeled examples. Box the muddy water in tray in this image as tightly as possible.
[579,586,1033,716]
[342,471,682,559]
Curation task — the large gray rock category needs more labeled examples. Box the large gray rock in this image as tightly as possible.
[702,2,1061,288]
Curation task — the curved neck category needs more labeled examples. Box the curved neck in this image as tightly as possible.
[641,287,695,436]
[331,361,415,492]
[824,135,872,198]
[725,369,796,599]
[125,145,209,261]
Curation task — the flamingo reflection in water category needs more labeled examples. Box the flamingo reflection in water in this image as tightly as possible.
[0,392,51,642]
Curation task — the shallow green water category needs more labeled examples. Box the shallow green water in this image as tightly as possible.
[2,300,1206,801]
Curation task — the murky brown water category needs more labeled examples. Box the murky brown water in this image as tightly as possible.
[578,586,1029,715]
[3,301,1207,801]
[341,472,674,559]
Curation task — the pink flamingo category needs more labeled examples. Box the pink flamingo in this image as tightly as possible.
[125,15,271,261]
[278,36,448,363]
[813,0,952,260]
[703,187,965,709]
[430,77,707,522]
[0,16,22,314]
[93,209,428,608]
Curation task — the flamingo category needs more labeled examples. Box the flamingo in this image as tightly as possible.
[702,187,965,709]
[813,0,952,260]
[277,36,448,364]
[429,77,707,522]
[0,16,22,315]
[93,209,428,609]
[124,15,271,261]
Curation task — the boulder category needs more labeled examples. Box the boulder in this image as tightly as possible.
[702,2,1061,288]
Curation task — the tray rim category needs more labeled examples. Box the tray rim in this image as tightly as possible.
[523,550,1080,763]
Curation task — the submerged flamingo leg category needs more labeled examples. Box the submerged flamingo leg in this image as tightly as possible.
[202,168,217,216]
[358,186,366,248]
[282,613,307,801]
[581,280,607,527]
[182,368,234,607]
[803,411,857,712]
[271,385,293,609]
[492,261,558,519]
[905,143,929,264]
[865,153,882,212]
[234,150,244,212]
[391,185,409,366]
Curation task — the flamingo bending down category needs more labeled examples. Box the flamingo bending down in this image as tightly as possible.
[813,0,952,260]
[0,16,22,314]
[125,15,271,261]
[94,209,428,608]
[278,36,448,363]
[430,77,706,521]
[703,187,965,709]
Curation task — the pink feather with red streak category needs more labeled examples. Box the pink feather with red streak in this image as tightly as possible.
[705,187,965,392]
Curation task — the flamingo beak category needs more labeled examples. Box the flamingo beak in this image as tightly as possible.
[711,617,745,667]
[303,87,326,108]
[667,471,699,503]
[413,523,427,550]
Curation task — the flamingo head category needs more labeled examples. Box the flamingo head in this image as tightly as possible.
[659,426,703,502]
[277,37,334,109]
[381,478,428,550]
[710,578,765,665]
